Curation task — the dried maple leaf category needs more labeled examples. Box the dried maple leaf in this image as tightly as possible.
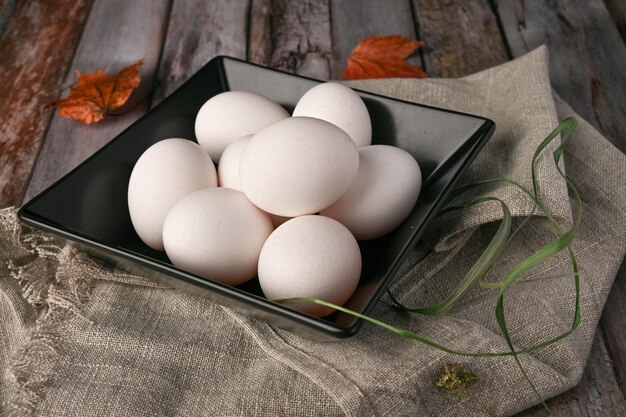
[342,35,427,80]
[47,60,144,124]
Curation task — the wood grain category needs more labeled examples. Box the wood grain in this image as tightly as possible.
[248,0,332,80]
[329,0,423,79]
[603,0,626,42]
[24,0,171,202]
[0,0,18,37]
[516,329,626,417]
[151,0,249,105]
[0,0,93,208]
[248,0,271,67]
[601,262,626,396]
[495,0,626,153]
[411,0,509,77]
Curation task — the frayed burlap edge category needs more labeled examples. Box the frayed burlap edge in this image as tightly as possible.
[0,208,97,417]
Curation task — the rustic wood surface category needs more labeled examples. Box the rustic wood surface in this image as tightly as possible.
[249,0,333,79]
[330,0,421,78]
[24,0,170,201]
[0,0,625,416]
[412,0,509,77]
[601,261,626,397]
[151,0,249,105]
[0,0,18,36]
[0,0,92,208]
[603,0,626,43]
[495,0,626,154]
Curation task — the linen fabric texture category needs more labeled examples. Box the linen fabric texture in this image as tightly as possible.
[1,46,625,417]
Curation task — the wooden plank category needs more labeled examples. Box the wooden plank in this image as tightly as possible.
[515,328,626,416]
[603,0,626,42]
[329,0,422,79]
[411,0,509,77]
[495,0,626,153]
[601,263,626,396]
[151,0,249,105]
[0,0,18,37]
[248,0,332,80]
[24,0,171,203]
[0,0,93,208]
[248,0,272,70]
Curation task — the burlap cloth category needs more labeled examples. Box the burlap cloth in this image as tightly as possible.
[1,46,625,416]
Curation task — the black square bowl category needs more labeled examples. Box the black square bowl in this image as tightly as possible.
[18,56,494,339]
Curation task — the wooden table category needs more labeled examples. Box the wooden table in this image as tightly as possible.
[1,0,625,415]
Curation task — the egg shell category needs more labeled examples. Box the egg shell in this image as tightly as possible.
[195,91,289,162]
[321,145,422,240]
[163,187,273,286]
[217,134,252,190]
[258,215,361,317]
[218,135,293,227]
[292,82,372,148]
[240,117,359,217]
[128,138,217,251]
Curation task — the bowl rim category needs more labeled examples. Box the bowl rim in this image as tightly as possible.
[18,55,495,339]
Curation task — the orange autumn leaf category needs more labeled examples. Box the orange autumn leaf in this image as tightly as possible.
[342,35,427,80]
[47,60,144,124]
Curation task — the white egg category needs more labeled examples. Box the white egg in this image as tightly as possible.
[292,82,372,148]
[163,187,273,286]
[258,215,361,317]
[240,117,359,217]
[218,135,293,228]
[321,145,422,240]
[128,139,217,251]
[195,91,289,162]
[217,134,252,190]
